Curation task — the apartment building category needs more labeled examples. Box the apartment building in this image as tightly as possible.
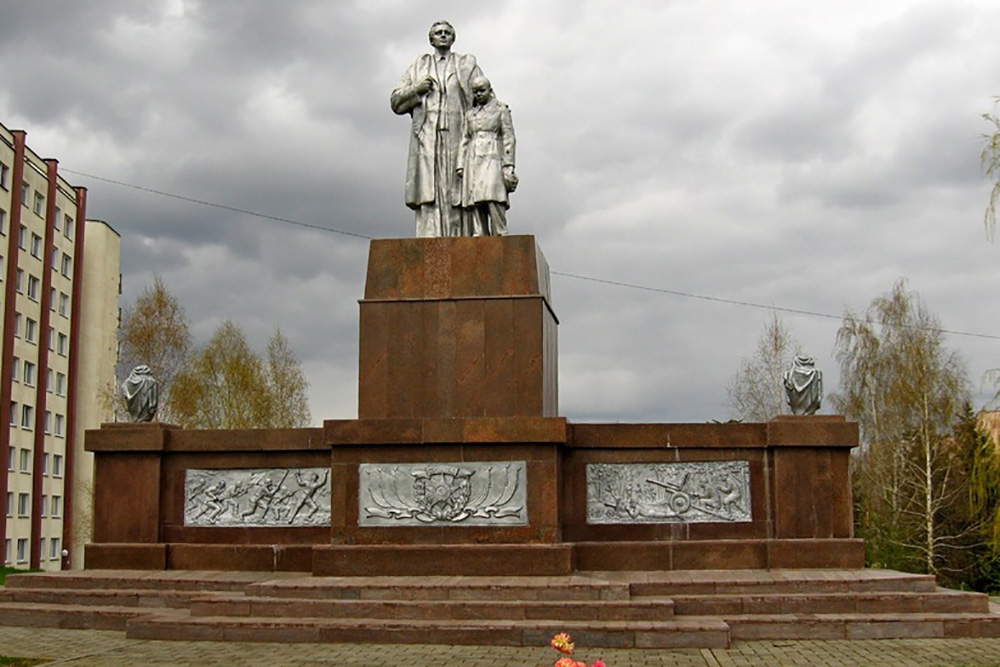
[0,120,120,571]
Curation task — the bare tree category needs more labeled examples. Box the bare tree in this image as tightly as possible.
[118,276,192,422]
[831,279,970,575]
[726,313,800,421]
[982,98,1000,240]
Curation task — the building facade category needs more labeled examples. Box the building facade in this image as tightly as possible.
[1,121,120,571]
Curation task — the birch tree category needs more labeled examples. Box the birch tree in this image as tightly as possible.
[118,276,192,422]
[831,280,970,576]
[726,313,800,421]
[171,322,311,429]
[982,98,1000,240]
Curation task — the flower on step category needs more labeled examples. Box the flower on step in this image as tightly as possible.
[554,659,585,667]
[591,661,606,667]
[550,632,575,655]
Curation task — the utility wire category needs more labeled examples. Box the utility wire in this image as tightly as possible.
[63,167,1000,342]
[62,168,374,241]
[551,272,1000,341]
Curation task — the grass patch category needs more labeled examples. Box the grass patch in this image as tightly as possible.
[0,658,46,666]
[0,566,41,586]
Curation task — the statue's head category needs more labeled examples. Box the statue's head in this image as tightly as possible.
[428,20,455,50]
[471,76,493,105]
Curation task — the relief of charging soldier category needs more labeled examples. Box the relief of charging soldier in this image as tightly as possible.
[288,471,330,524]
[241,476,285,521]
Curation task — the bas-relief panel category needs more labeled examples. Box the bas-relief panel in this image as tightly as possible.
[184,468,331,527]
[359,462,528,526]
[586,461,751,524]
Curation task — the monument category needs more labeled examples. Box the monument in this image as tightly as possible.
[8,22,996,652]
[121,365,159,423]
[783,355,823,416]
[391,21,517,237]
[83,22,860,577]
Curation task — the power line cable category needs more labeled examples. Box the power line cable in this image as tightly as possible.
[552,272,1000,341]
[63,167,1000,342]
[62,168,374,241]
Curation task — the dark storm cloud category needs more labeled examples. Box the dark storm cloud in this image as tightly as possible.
[3,0,1000,422]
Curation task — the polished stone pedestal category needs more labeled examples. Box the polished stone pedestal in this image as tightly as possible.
[358,235,557,419]
[84,235,862,574]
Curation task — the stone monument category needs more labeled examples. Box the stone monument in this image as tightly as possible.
[783,355,823,416]
[457,76,517,236]
[121,364,159,422]
[392,21,517,237]
[83,22,860,579]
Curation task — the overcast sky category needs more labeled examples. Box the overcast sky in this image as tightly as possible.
[2,0,999,424]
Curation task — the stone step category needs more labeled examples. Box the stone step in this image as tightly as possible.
[189,593,673,621]
[0,601,151,631]
[667,589,990,616]
[3,570,292,593]
[126,610,730,648]
[721,611,1000,641]
[246,575,630,601]
[0,587,195,609]
[615,569,939,596]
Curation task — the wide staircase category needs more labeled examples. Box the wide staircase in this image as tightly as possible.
[1,569,998,648]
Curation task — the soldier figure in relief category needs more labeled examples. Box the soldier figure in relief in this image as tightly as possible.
[457,76,518,236]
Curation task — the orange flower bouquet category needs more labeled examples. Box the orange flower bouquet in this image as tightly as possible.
[537,632,607,667]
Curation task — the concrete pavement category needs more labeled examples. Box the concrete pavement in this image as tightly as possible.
[1,627,999,666]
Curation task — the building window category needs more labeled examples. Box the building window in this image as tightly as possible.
[53,206,62,231]
[60,253,72,277]
[51,495,61,518]
[13,312,21,338]
[11,356,19,382]
[63,215,73,239]
[46,369,53,393]
[53,453,63,477]
[49,287,55,310]
[20,183,29,208]
[5,492,11,516]
[49,538,60,560]
[17,493,29,517]
[0,161,8,190]
[19,448,30,471]
[57,333,67,356]
[15,268,23,293]
[59,293,69,317]
[50,246,57,268]
[4,539,10,565]
[25,318,37,343]
[42,452,49,474]
[16,539,27,563]
[27,275,39,301]
[23,361,35,387]
[18,224,26,249]
[21,404,33,430]
[40,495,47,517]
[9,401,16,426]
[30,233,42,258]
[33,191,45,217]
[54,414,65,438]
[56,372,66,396]
[44,411,51,434]
[0,207,6,235]
[6,447,13,471]
[48,326,54,351]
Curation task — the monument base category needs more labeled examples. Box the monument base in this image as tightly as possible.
[83,237,860,574]
[84,415,861,574]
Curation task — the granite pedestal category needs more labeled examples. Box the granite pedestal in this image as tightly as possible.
[85,235,862,574]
